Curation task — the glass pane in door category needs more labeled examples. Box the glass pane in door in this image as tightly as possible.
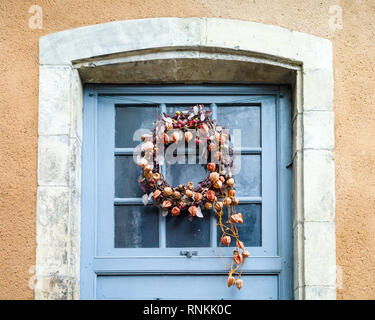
[166,211,210,247]
[233,155,261,197]
[217,105,261,148]
[216,204,261,247]
[115,105,158,148]
[115,205,159,248]
[115,156,143,198]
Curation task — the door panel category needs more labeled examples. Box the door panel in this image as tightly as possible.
[97,274,279,300]
[81,85,293,299]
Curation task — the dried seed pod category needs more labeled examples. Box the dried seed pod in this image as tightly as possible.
[172,191,181,199]
[194,193,203,202]
[227,276,235,287]
[160,133,169,144]
[207,163,216,172]
[233,252,243,265]
[214,201,223,211]
[222,235,231,246]
[153,190,162,199]
[187,182,194,190]
[213,180,223,189]
[223,197,232,207]
[230,213,243,224]
[185,189,193,197]
[153,173,161,181]
[229,189,235,197]
[231,197,239,206]
[219,175,225,183]
[204,202,213,210]
[184,131,193,142]
[162,200,172,209]
[242,250,250,258]
[236,240,245,250]
[235,279,243,290]
[188,206,198,217]
[163,187,173,196]
[144,165,152,172]
[144,170,153,179]
[230,214,238,223]
[226,178,235,186]
[206,190,216,201]
[171,207,180,216]
[171,131,182,143]
[209,172,220,182]
[237,213,244,224]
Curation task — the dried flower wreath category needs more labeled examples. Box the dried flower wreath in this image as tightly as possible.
[137,104,248,290]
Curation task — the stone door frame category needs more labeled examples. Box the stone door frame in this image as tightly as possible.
[36,18,335,299]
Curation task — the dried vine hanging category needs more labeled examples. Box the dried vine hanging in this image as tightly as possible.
[137,104,249,289]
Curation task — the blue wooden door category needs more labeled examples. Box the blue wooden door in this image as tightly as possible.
[81,85,293,300]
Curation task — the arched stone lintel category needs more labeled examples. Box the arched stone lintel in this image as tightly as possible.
[75,49,298,85]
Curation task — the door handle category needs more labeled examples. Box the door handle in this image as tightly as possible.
[180,250,198,258]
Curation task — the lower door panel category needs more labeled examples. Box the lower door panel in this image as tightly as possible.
[96,274,279,300]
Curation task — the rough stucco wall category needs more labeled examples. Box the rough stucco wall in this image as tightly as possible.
[0,0,374,299]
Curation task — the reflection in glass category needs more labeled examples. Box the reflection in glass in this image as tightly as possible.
[115,156,143,198]
[115,205,159,248]
[166,161,208,187]
[217,105,260,148]
[233,155,261,197]
[217,204,261,247]
[166,210,210,247]
[115,105,157,148]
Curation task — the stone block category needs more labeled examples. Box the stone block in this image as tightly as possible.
[35,276,73,300]
[38,66,71,135]
[303,111,334,150]
[304,286,336,300]
[36,187,69,245]
[303,68,334,111]
[303,150,335,222]
[304,222,336,286]
[38,135,70,186]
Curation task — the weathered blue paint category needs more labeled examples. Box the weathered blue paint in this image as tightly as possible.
[81,85,293,300]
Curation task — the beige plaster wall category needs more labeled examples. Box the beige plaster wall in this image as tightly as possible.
[0,0,374,299]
